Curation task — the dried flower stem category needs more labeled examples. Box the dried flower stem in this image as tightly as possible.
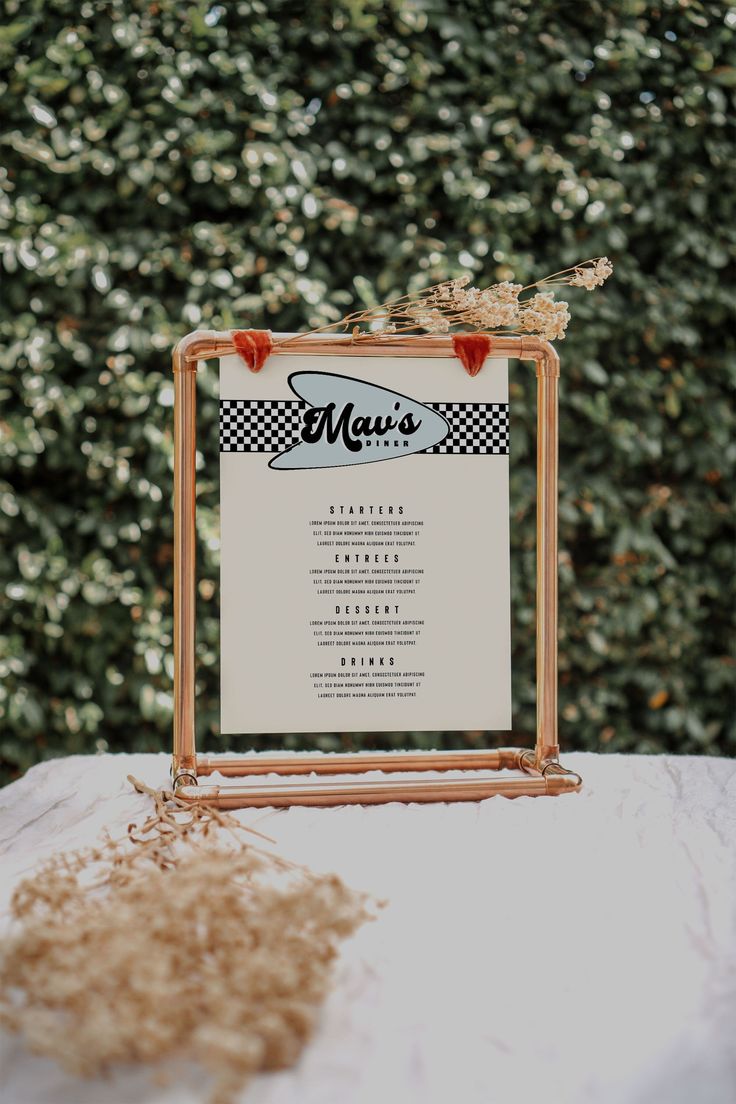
[279,256,612,346]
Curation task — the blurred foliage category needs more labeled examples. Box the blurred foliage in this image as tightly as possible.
[0,0,734,784]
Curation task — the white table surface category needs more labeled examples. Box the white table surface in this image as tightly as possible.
[1,751,735,1104]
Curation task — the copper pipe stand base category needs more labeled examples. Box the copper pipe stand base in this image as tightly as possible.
[171,749,582,808]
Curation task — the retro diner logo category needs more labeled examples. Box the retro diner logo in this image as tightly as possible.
[269,372,449,470]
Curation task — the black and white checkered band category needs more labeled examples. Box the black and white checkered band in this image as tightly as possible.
[423,402,509,455]
[220,400,307,454]
[220,400,509,455]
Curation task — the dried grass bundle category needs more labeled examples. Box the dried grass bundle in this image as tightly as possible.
[0,779,375,1104]
[280,256,613,346]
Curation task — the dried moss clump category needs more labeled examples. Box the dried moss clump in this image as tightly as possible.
[0,780,374,1103]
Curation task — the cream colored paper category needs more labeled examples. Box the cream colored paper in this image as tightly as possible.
[220,352,511,734]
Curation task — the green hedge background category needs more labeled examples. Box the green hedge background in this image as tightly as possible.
[1,0,734,783]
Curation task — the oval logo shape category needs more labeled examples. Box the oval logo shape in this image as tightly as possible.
[269,372,449,470]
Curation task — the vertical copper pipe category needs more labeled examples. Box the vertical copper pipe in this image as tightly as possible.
[172,338,199,776]
[535,343,560,764]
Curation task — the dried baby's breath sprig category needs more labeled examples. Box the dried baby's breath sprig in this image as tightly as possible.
[280,256,612,346]
[0,779,375,1104]
[569,256,614,289]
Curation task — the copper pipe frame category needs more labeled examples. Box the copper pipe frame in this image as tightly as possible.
[171,331,582,806]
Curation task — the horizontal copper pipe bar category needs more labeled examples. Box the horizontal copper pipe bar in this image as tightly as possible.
[196,748,531,777]
[175,331,547,369]
[175,766,581,808]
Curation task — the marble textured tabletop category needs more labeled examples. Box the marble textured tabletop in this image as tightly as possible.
[1,751,735,1104]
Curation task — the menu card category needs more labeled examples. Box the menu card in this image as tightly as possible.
[219,350,511,734]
